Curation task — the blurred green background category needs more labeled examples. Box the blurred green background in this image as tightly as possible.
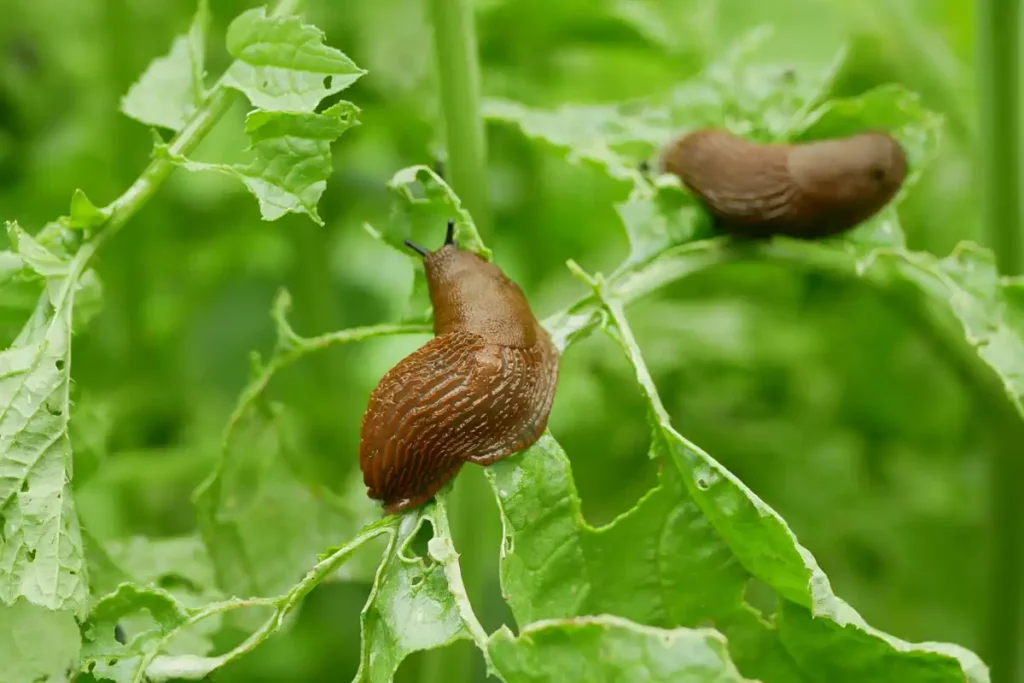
[0,0,1006,680]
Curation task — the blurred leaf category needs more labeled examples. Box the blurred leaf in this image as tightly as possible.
[79,583,189,683]
[0,599,80,683]
[120,0,209,131]
[0,222,91,616]
[489,615,753,682]
[794,84,945,189]
[222,6,366,112]
[171,103,360,225]
[485,29,844,183]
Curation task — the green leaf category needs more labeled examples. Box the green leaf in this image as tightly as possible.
[194,401,376,609]
[588,283,989,682]
[0,599,80,683]
[793,83,945,191]
[0,222,90,616]
[172,102,359,224]
[354,501,489,682]
[68,189,110,231]
[120,0,209,131]
[486,433,806,682]
[484,30,843,183]
[382,165,489,258]
[80,583,190,683]
[488,615,754,682]
[222,6,366,113]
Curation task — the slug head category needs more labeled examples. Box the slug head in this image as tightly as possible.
[787,131,908,214]
[405,220,537,348]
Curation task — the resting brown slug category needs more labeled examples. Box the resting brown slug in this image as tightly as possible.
[658,128,908,239]
[359,220,560,514]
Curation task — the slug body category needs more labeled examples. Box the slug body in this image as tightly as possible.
[658,129,908,239]
[359,221,559,514]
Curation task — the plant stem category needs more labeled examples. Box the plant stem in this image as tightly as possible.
[425,0,492,680]
[87,0,303,259]
[977,0,1023,678]
[429,0,491,234]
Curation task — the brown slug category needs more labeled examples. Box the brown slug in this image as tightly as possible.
[658,128,908,239]
[359,219,559,514]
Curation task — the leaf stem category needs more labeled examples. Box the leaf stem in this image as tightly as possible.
[976,0,1023,677]
[425,0,493,679]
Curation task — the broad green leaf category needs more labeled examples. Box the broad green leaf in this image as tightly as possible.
[170,102,359,224]
[486,433,805,682]
[120,0,209,131]
[586,279,988,682]
[488,615,754,682]
[0,223,90,616]
[0,599,80,683]
[355,501,488,682]
[222,6,366,112]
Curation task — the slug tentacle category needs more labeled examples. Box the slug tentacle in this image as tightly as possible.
[359,219,560,514]
[658,128,908,239]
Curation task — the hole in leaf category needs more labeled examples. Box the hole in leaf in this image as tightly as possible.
[323,75,332,89]
[695,476,710,491]
[20,480,28,493]
[743,577,779,619]
[409,573,424,589]
[107,658,119,666]
[261,79,269,88]
[46,402,62,416]
[27,548,36,562]
[0,512,6,541]
[503,535,514,554]
[157,573,202,592]
[548,332,657,526]
[55,359,64,371]
[114,623,126,644]
[400,519,436,566]
[86,661,96,673]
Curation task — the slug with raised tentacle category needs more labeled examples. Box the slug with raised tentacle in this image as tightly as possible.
[658,128,908,239]
[359,219,559,514]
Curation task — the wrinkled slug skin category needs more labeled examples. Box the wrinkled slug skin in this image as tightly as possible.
[359,240,559,514]
[659,128,908,239]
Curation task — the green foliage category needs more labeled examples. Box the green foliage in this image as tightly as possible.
[0,0,1013,681]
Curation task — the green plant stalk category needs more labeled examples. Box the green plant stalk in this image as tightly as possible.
[429,0,491,234]
[426,0,493,680]
[977,0,1024,678]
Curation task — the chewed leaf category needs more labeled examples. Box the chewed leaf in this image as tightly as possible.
[486,433,805,682]
[171,103,360,224]
[120,0,208,131]
[489,616,755,682]
[584,281,990,682]
[0,223,89,617]
[354,503,486,682]
[384,165,489,258]
[222,7,366,112]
